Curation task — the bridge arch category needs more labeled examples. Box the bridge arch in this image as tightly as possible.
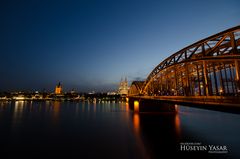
[141,26,240,96]
[129,81,144,96]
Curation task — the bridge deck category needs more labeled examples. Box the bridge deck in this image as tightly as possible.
[129,95,240,113]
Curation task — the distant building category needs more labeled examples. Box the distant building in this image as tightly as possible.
[118,77,129,96]
[107,91,117,95]
[55,82,62,94]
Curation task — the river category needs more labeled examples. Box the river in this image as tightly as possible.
[0,101,239,159]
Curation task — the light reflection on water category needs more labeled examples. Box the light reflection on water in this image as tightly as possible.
[175,112,181,137]
[0,101,239,158]
[52,101,60,124]
[133,113,140,133]
[13,101,24,122]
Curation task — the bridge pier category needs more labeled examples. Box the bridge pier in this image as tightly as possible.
[128,97,176,113]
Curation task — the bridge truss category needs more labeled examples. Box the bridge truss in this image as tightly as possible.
[140,26,240,97]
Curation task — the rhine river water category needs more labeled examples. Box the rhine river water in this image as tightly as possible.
[0,101,240,159]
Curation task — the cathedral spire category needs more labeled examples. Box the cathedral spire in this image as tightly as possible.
[118,77,129,96]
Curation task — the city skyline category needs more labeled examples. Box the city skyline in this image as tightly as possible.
[1,0,240,92]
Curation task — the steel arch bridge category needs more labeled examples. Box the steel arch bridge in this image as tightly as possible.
[128,81,145,96]
[129,26,240,109]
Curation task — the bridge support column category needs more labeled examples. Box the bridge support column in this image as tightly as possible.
[128,97,176,113]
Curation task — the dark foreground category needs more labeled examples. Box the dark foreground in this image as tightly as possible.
[0,101,239,159]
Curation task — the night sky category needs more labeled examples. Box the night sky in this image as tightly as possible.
[1,0,240,92]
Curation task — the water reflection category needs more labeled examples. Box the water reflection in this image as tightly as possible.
[128,104,150,159]
[1,101,239,158]
[130,111,181,158]
[75,102,80,116]
[13,101,25,122]
[93,102,96,113]
[52,101,60,124]
[174,104,181,137]
[82,101,85,112]
[133,113,140,133]
[175,113,181,137]
[125,103,129,112]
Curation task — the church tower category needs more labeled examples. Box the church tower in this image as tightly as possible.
[118,77,129,96]
[55,82,62,94]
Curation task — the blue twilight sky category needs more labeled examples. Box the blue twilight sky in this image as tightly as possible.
[0,0,240,92]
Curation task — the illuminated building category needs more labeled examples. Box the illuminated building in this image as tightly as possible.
[55,82,62,94]
[118,77,129,96]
